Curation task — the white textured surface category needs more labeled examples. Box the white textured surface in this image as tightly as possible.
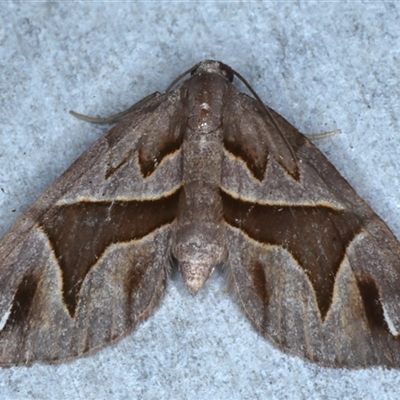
[1,2,400,399]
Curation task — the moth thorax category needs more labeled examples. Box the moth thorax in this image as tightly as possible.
[187,104,221,134]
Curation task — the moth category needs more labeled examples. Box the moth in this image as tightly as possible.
[1,60,400,368]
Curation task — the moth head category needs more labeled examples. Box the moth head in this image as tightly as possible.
[191,60,234,82]
[165,60,234,93]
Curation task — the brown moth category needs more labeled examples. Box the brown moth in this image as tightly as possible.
[1,60,400,368]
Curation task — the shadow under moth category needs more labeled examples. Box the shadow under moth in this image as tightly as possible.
[1,60,400,368]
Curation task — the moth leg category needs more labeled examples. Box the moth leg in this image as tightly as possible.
[305,129,341,140]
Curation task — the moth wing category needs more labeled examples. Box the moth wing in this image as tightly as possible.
[221,94,400,368]
[0,91,185,366]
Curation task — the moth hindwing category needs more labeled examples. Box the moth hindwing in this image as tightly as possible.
[1,60,400,368]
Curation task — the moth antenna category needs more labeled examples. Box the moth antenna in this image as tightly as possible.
[69,93,159,124]
[70,63,202,124]
[231,67,299,171]
[165,61,201,93]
